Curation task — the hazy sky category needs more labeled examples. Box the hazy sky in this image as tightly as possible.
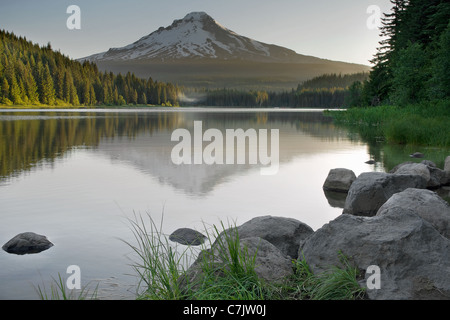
[0,0,393,65]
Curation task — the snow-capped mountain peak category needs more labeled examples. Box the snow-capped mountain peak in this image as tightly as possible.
[82,11,300,62]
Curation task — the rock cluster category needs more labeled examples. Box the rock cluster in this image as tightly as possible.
[339,158,450,217]
[301,188,450,300]
[180,156,450,300]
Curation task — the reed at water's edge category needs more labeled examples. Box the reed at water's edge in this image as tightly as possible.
[326,99,450,147]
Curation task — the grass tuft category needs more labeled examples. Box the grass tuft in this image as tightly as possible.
[121,212,194,300]
[34,273,98,300]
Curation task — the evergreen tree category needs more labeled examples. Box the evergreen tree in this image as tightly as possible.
[131,88,138,104]
[364,0,408,105]
[39,63,55,105]
[139,92,147,105]
[89,85,96,105]
[364,0,450,106]
[428,21,450,99]
[390,41,430,105]
[24,64,39,104]
[1,78,9,102]
[8,70,22,105]
[345,81,364,107]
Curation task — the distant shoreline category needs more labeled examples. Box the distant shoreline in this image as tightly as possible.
[0,105,338,112]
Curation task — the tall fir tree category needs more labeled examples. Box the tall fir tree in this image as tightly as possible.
[39,63,56,105]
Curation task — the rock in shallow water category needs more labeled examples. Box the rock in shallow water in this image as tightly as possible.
[410,152,425,158]
[169,228,207,246]
[323,168,356,193]
[2,232,53,255]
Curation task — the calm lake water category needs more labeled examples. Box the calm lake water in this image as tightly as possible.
[0,107,387,300]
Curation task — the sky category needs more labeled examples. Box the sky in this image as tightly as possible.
[0,0,393,66]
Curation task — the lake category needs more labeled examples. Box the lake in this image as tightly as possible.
[0,107,387,300]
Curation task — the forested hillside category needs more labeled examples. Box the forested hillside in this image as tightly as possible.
[0,30,182,106]
[0,29,371,109]
[190,73,368,108]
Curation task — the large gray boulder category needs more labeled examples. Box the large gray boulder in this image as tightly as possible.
[299,212,450,300]
[2,232,53,255]
[377,188,450,239]
[217,216,314,259]
[343,172,427,216]
[323,168,356,193]
[183,236,294,290]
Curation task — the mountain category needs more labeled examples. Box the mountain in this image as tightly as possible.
[80,12,371,90]
[84,12,319,63]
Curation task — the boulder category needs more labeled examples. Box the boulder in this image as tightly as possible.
[299,212,450,300]
[427,165,450,188]
[391,161,450,188]
[393,163,430,183]
[236,237,294,283]
[216,216,314,259]
[323,168,357,193]
[2,232,53,255]
[343,172,427,216]
[389,161,413,173]
[377,188,450,239]
[183,236,294,290]
[169,228,207,246]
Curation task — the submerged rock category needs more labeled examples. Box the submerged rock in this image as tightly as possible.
[169,228,207,246]
[410,152,425,158]
[2,232,53,255]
